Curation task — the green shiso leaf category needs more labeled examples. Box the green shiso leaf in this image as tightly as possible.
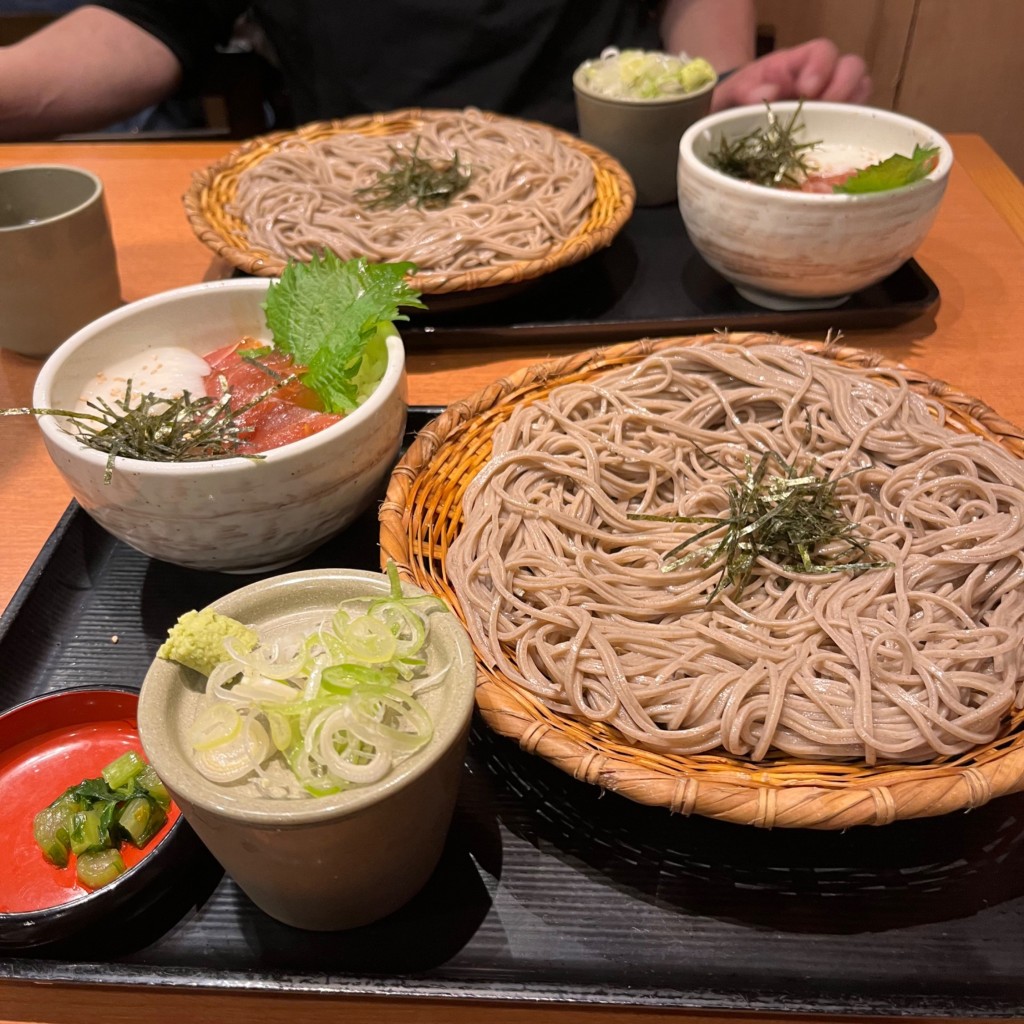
[833,144,940,194]
[263,251,425,414]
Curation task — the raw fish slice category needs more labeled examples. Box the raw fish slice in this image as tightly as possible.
[204,340,342,453]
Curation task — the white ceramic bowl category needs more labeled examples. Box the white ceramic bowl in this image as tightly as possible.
[677,102,953,309]
[33,278,408,572]
[137,568,477,930]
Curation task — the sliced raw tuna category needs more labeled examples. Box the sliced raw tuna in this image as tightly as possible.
[203,339,342,453]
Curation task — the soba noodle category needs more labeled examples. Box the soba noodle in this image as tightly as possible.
[232,109,596,274]
[446,344,1024,764]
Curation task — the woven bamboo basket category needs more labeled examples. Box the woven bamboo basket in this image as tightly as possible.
[183,108,635,296]
[379,332,1024,830]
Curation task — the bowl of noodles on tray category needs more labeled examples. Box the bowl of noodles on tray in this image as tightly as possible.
[379,333,1024,830]
[184,107,635,304]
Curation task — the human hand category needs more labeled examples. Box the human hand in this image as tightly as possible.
[711,38,872,112]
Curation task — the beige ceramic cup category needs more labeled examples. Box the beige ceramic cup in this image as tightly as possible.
[573,70,716,207]
[0,165,121,357]
[138,568,478,931]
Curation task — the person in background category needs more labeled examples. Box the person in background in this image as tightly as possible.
[0,0,870,139]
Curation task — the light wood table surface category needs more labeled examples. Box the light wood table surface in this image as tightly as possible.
[1,135,1023,1024]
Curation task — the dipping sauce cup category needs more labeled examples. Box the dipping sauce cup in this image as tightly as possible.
[0,165,121,358]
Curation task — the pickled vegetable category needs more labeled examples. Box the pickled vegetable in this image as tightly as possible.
[69,809,106,855]
[136,764,171,809]
[118,797,167,848]
[32,804,71,868]
[76,848,126,889]
[32,751,172,890]
[101,750,146,790]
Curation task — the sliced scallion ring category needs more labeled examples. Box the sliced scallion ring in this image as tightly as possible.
[189,702,243,752]
[183,564,452,798]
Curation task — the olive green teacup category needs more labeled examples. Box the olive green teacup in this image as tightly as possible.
[0,165,121,357]
[573,69,717,207]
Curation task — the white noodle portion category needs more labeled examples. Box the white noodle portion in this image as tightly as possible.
[447,344,1024,764]
[231,109,596,274]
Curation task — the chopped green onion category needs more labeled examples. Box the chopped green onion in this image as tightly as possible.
[190,702,243,751]
[174,562,452,798]
[265,710,294,751]
[335,613,397,664]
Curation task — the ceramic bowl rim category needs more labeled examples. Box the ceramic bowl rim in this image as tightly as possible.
[678,100,954,205]
[31,277,406,477]
[0,684,185,927]
[137,567,477,828]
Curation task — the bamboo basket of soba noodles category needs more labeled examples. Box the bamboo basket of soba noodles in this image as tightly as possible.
[379,332,1024,830]
[184,107,634,297]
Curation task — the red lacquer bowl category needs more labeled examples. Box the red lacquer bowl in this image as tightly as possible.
[0,686,200,949]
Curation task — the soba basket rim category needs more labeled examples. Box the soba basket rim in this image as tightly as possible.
[378,331,1024,830]
[182,107,636,295]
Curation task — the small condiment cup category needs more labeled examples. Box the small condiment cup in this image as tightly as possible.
[573,68,717,207]
[0,165,121,358]
[138,568,478,931]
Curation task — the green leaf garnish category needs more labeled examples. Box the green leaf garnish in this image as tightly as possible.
[263,251,425,414]
[3,254,425,473]
[833,144,940,194]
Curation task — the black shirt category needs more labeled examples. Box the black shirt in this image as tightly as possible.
[97,0,663,130]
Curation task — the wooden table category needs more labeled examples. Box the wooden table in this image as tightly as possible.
[1,136,1023,1024]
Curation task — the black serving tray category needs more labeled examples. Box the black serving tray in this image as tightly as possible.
[5,409,1024,1019]
[402,205,939,344]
